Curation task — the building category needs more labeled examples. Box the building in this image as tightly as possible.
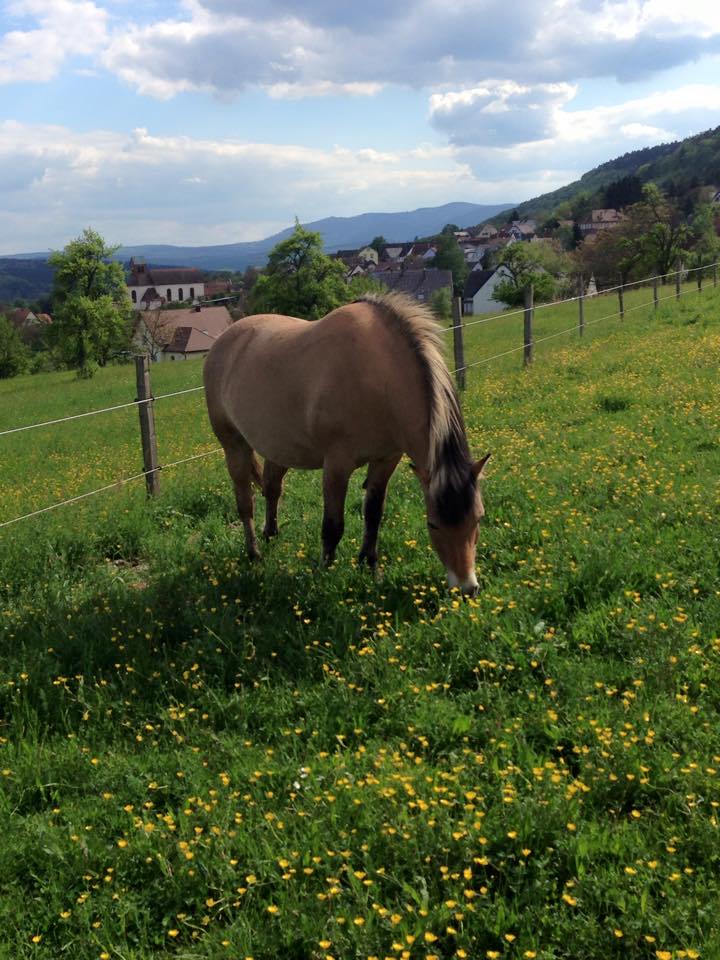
[0,306,52,346]
[462,267,510,316]
[134,304,232,361]
[127,257,205,309]
[578,209,624,237]
[371,268,453,303]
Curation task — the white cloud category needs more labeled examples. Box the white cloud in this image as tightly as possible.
[93,0,720,99]
[0,121,497,253]
[430,82,576,147]
[0,0,107,83]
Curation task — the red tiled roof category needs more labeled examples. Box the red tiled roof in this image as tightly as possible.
[139,305,232,354]
[129,266,205,287]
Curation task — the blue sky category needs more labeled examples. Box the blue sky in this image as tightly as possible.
[1,0,719,253]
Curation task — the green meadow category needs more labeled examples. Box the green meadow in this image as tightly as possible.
[1,283,719,959]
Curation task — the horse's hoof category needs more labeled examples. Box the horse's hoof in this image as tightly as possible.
[358,551,377,570]
[263,525,279,541]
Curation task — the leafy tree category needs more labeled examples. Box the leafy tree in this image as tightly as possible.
[347,274,385,300]
[688,202,720,279]
[0,314,29,378]
[369,236,387,254]
[249,222,349,320]
[573,217,646,287]
[432,233,468,295]
[630,184,689,279]
[49,228,132,377]
[603,175,644,209]
[430,287,452,325]
[491,243,558,307]
[440,223,460,235]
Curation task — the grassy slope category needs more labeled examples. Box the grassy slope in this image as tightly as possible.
[1,284,719,959]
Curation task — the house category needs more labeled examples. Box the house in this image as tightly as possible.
[475,224,498,241]
[203,278,241,300]
[508,220,537,241]
[462,267,511,316]
[0,306,52,346]
[578,209,624,237]
[370,268,453,303]
[134,304,232,361]
[127,257,205,309]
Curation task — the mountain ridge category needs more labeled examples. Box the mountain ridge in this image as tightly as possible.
[4,201,515,273]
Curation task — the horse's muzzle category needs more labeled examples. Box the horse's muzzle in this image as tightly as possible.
[447,571,479,597]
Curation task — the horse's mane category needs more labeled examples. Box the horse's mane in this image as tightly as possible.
[357,292,476,524]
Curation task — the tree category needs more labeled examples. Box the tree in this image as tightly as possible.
[628,185,689,279]
[573,221,646,287]
[491,243,558,307]
[603,175,644,209]
[432,233,468,295]
[430,287,452,325]
[49,228,132,377]
[249,221,349,320]
[369,236,387,254]
[689,202,719,277]
[0,314,29,378]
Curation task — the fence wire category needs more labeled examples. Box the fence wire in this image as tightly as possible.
[1,265,717,530]
[0,448,223,530]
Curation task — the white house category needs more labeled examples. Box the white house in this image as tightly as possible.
[462,266,512,315]
[127,257,205,309]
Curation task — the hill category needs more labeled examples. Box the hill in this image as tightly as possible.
[499,123,720,222]
[6,202,514,278]
[0,258,54,304]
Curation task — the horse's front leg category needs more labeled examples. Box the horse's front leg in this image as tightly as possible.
[262,460,288,540]
[321,456,353,566]
[359,455,401,569]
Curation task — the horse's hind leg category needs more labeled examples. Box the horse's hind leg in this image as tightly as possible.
[359,455,401,569]
[262,460,287,540]
[321,455,353,566]
[222,434,262,560]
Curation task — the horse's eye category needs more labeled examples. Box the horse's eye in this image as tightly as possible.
[427,521,439,531]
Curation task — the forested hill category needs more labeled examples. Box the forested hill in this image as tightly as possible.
[0,259,54,304]
[503,124,720,221]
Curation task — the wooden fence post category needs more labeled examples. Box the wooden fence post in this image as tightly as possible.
[714,263,718,288]
[697,266,703,293]
[578,275,585,337]
[452,296,466,392]
[675,258,681,301]
[523,284,534,367]
[135,354,160,497]
[618,283,625,321]
[653,276,659,311]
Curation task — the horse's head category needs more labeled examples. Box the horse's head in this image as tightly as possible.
[416,453,491,596]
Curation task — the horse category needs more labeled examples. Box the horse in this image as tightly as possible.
[203,292,491,594]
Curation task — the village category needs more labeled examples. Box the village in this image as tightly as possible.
[3,180,720,376]
[1,207,625,368]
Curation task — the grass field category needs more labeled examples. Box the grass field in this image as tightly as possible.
[1,282,719,959]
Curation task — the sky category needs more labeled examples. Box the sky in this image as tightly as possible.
[1,0,719,254]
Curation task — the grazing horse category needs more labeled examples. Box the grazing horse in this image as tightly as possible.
[203,292,490,594]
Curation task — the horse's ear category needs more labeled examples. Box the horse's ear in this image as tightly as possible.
[471,452,492,480]
[408,461,430,486]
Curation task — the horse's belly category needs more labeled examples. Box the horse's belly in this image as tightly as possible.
[238,415,324,469]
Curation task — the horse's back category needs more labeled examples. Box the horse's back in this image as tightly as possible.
[204,303,422,468]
